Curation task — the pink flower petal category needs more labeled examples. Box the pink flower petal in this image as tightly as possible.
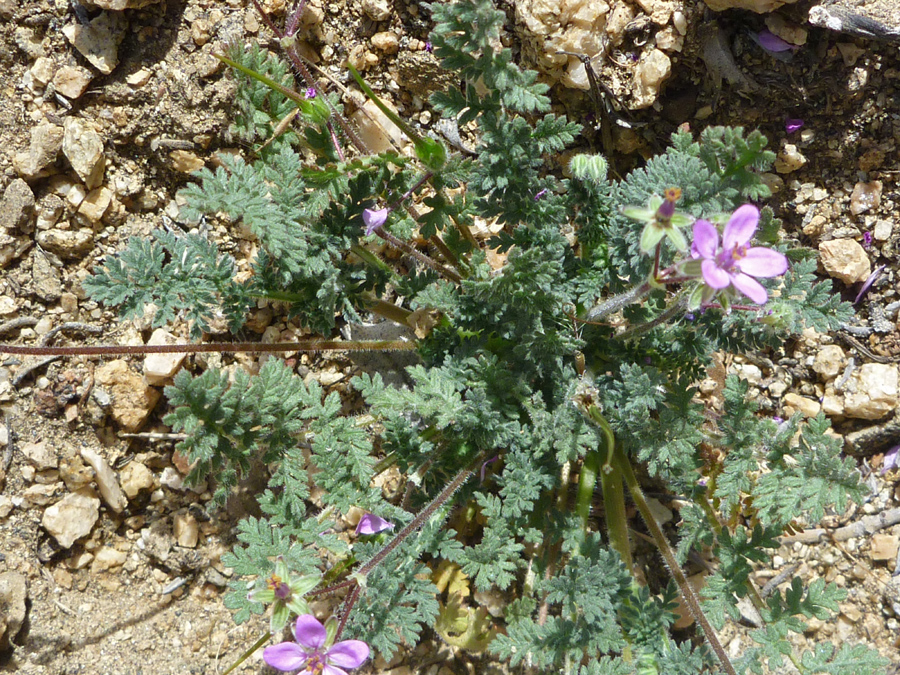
[355,513,394,535]
[731,273,768,304]
[881,445,899,474]
[263,642,310,672]
[738,247,788,278]
[722,205,759,250]
[701,259,731,289]
[327,640,370,669]
[362,208,389,235]
[294,614,328,650]
[323,666,350,675]
[691,220,719,259]
[757,29,795,53]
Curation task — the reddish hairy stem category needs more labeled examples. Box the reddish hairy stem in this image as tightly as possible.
[0,340,416,357]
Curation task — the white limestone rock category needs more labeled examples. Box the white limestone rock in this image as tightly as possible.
[62,117,105,189]
[120,461,154,499]
[143,328,188,385]
[42,489,100,548]
[95,360,161,431]
[812,345,845,380]
[80,447,127,513]
[819,239,871,285]
[843,363,899,419]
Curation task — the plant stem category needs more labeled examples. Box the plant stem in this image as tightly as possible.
[221,630,272,675]
[327,458,478,641]
[576,402,633,571]
[355,459,475,579]
[614,291,688,342]
[350,243,396,277]
[583,281,652,323]
[375,228,462,283]
[362,296,414,327]
[613,448,738,675]
[0,340,417,357]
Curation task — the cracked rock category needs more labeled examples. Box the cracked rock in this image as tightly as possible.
[0,179,35,232]
[0,571,28,653]
[42,488,101,548]
[13,122,64,180]
[818,238,871,285]
[62,118,106,189]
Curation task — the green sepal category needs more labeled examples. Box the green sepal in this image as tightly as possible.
[569,153,608,183]
[640,222,666,253]
[271,601,292,633]
[285,596,312,620]
[324,616,339,648]
[667,225,688,253]
[670,213,694,228]
[249,587,276,604]
[623,206,655,223]
[291,574,322,596]
[680,259,703,277]
[687,284,706,311]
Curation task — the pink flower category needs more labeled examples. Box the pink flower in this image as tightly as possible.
[355,513,394,535]
[690,205,788,304]
[362,208,389,235]
[263,615,369,675]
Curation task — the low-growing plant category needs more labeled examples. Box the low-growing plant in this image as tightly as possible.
[5,1,890,673]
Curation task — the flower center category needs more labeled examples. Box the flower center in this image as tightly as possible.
[307,654,326,675]
[717,244,747,271]
[273,581,292,600]
[266,574,292,600]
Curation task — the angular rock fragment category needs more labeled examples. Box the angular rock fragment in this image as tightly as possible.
[80,447,127,513]
[62,117,105,189]
[42,489,100,548]
[0,572,28,652]
[13,122,64,180]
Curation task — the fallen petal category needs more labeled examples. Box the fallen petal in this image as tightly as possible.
[854,264,885,305]
[362,208,389,235]
[757,29,795,53]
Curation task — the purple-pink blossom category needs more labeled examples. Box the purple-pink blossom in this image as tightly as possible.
[355,513,394,535]
[263,615,370,675]
[690,205,788,304]
[362,208,389,235]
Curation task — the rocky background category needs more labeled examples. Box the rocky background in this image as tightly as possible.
[0,0,899,673]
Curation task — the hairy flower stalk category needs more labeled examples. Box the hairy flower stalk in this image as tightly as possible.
[314,458,477,642]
